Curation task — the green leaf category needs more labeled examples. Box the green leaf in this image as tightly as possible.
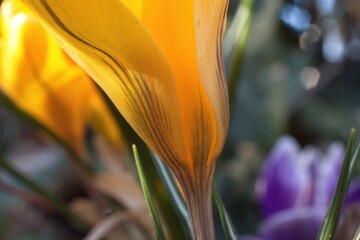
[318,129,360,240]
[352,225,360,240]
[132,145,166,240]
[213,184,238,240]
[151,153,193,239]
[225,0,254,107]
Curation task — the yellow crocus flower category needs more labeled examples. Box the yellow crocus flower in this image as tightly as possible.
[22,0,230,239]
[0,0,122,154]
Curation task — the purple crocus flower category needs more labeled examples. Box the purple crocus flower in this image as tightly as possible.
[257,136,344,218]
[242,136,355,240]
[345,177,360,206]
[259,207,327,240]
[257,137,317,217]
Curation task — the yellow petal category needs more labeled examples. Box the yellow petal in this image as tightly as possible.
[195,0,229,152]
[22,0,230,180]
[0,0,93,150]
[1,3,47,92]
[120,0,230,175]
[22,0,187,170]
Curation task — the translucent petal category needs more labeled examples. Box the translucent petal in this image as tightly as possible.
[0,0,93,150]
[23,0,188,170]
[121,0,229,174]
[22,0,230,180]
[194,0,229,155]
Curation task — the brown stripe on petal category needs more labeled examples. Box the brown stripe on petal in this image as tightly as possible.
[216,0,230,131]
[191,84,215,182]
[194,0,230,161]
[111,69,185,172]
[129,73,186,171]
[97,50,187,174]
[101,58,186,174]
[31,0,189,173]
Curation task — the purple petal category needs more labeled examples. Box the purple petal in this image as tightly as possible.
[345,177,360,206]
[259,207,326,240]
[257,136,316,217]
[312,142,344,207]
[238,235,263,240]
[296,146,322,205]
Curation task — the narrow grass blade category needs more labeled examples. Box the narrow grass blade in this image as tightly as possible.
[225,0,254,106]
[318,129,360,240]
[352,225,360,240]
[152,153,193,239]
[213,184,238,240]
[97,85,187,239]
[132,145,166,240]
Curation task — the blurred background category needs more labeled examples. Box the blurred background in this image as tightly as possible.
[1,0,360,239]
[219,0,360,237]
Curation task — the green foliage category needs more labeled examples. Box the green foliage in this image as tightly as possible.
[213,184,238,240]
[152,154,193,239]
[132,145,166,240]
[225,0,254,107]
[318,129,360,240]
[352,225,360,240]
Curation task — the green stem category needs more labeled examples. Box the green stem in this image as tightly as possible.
[181,177,214,240]
[0,158,77,221]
